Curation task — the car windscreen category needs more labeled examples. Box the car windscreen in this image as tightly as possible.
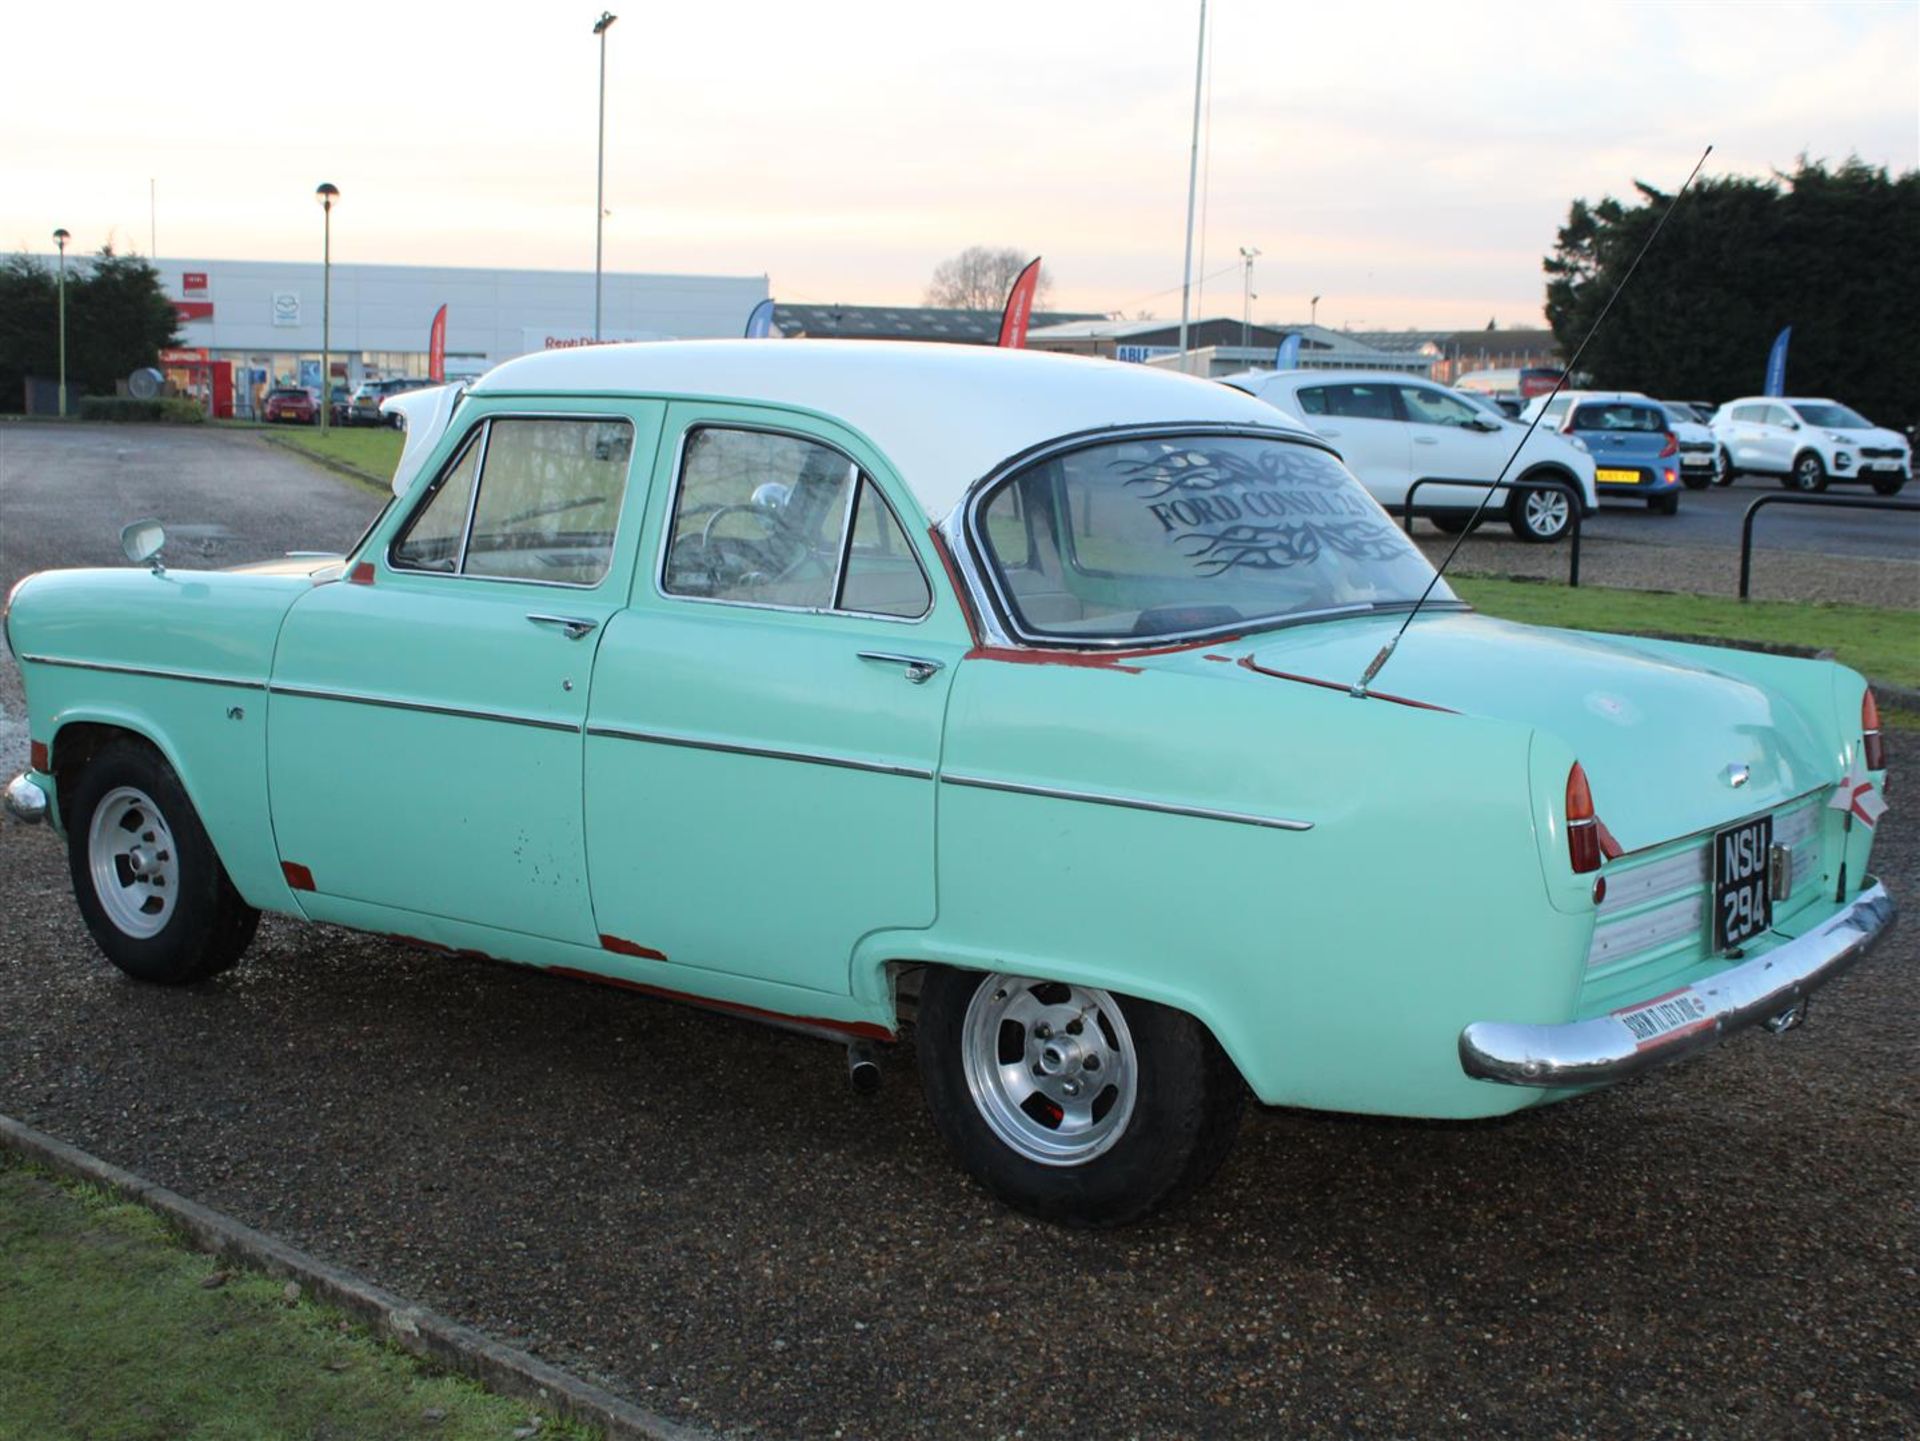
[972,432,1453,644]
[1659,404,1697,426]
[1569,403,1663,433]
[1792,402,1871,429]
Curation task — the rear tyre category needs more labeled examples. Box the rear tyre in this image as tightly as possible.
[916,968,1245,1227]
[1790,452,1829,492]
[1715,447,1736,485]
[1507,484,1573,543]
[1871,474,1907,496]
[1649,492,1680,516]
[64,739,259,984]
[1680,468,1711,491]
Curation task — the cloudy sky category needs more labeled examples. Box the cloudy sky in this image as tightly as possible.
[5,0,1914,329]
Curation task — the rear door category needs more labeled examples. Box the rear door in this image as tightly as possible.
[582,406,972,995]
[1293,382,1412,503]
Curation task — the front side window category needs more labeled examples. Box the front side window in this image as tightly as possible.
[1762,405,1796,427]
[390,416,631,585]
[663,427,930,618]
[1398,386,1481,428]
[972,432,1453,644]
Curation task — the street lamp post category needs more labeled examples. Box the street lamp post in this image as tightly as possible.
[315,183,338,435]
[1239,246,1260,353]
[593,11,618,342]
[53,228,70,417]
[1310,294,1321,328]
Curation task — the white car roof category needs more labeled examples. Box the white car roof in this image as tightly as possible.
[1224,368,1437,390]
[469,339,1308,520]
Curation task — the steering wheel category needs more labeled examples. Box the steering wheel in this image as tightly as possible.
[696,504,809,589]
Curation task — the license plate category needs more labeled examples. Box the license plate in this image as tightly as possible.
[1712,814,1772,952]
[1681,454,1711,466]
[1595,467,1639,484]
[1614,988,1713,1050]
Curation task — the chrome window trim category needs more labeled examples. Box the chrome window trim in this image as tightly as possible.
[386,411,634,592]
[18,655,266,690]
[269,683,579,734]
[956,422,1412,654]
[653,420,934,625]
[587,724,934,780]
[939,772,1313,833]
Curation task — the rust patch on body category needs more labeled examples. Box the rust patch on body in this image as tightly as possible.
[548,965,895,1042]
[29,739,49,772]
[599,934,669,962]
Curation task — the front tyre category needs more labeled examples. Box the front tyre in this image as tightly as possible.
[1507,483,1573,543]
[1871,473,1907,496]
[1648,492,1681,516]
[65,739,259,984]
[1789,451,1829,492]
[916,969,1244,1227]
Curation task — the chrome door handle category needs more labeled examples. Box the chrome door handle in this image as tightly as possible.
[526,613,599,640]
[858,651,944,684]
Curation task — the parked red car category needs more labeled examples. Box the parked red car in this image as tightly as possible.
[263,387,317,425]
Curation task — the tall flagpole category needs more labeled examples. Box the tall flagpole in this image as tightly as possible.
[1176,0,1207,374]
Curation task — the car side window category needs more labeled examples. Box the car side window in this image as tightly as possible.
[663,427,931,619]
[389,416,632,586]
[1731,404,1764,423]
[1318,384,1401,422]
[1398,385,1480,428]
[1295,387,1329,416]
[1763,405,1794,427]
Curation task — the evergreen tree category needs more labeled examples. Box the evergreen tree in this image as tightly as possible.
[0,245,180,411]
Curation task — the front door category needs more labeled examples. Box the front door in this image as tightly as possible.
[583,408,970,995]
[268,403,662,944]
[1294,381,1412,504]
[1396,382,1504,509]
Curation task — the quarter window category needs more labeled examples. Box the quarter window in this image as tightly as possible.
[663,427,930,619]
[390,416,632,586]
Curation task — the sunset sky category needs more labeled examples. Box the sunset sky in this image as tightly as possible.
[6,0,1915,329]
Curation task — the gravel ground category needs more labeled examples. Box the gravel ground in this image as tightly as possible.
[1,424,1915,1437]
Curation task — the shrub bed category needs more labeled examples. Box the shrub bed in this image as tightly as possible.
[76,396,207,424]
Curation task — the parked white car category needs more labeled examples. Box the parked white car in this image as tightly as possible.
[1230,370,1599,542]
[1654,401,1725,488]
[1710,397,1911,494]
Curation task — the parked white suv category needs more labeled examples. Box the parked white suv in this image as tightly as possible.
[1710,397,1911,494]
[1229,370,1599,542]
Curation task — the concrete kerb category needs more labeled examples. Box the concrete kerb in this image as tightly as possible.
[0,1113,714,1441]
[260,433,392,492]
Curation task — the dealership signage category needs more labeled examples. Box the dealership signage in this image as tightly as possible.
[182,272,208,292]
[521,327,671,355]
[272,291,301,327]
[1115,345,1180,364]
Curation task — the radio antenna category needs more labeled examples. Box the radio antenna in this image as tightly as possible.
[1352,143,1714,699]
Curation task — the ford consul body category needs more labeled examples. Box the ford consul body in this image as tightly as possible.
[3,341,1896,1226]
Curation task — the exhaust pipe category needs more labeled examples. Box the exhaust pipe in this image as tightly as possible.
[846,1040,881,1094]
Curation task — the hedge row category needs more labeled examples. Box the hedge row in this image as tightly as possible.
[76,396,207,424]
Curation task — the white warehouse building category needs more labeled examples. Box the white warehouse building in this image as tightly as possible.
[142,256,768,416]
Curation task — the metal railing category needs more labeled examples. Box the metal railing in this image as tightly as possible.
[1738,493,1919,599]
[1401,477,1583,588]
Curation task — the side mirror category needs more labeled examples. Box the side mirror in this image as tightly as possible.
[121,519,167,573]
[1468,415,1503,432]
[1784,420,1800,431]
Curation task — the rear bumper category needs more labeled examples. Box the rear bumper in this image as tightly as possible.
[1460,879,1895,1087]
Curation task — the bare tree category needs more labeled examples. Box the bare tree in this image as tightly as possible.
[923,246,1054,311]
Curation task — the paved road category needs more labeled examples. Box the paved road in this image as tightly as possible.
[1,423,1915,1437]
[1576,473,1918,561]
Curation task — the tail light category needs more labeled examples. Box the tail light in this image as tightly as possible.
[1863,689,1886,771]
[1658,432,1679,459]
[1567,762,1602,874]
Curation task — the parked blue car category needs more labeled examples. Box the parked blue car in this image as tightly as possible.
[1562,399,1683,514]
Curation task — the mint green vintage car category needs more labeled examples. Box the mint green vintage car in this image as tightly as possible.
[3,342,1896,1226]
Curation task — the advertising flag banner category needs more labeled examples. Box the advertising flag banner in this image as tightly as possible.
[428,304,448,383]
[744,298,777,338]
[1273,333,1303,369]
[997,257,1043,349]
[1763,326,1791,396]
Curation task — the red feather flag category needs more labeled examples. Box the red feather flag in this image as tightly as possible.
[996,257,1042,349]
[427,304,448,383]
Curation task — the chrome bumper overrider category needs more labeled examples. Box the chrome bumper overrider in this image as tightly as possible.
[1461,880,1896,1087]
[4,772,48,824]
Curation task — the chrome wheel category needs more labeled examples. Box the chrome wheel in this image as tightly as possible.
[87,785,179,938]
[961,975,1138,1166]
[1791,454,1825,491]
[1521,488,1571,538]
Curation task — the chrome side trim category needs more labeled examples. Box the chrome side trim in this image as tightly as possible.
[857,651,944,684]
[269,684,579,734]
[1463,880,1896,1088]
[587,724,934,780]
[18,655,266,690]
[939,773,1313,832]
[5,773,48,824]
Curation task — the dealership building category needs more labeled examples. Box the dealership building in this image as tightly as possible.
[136,257,768,416]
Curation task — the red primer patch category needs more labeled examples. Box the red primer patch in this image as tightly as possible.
[348,562,375,585]
[1203,653,1234,663]
[547,966,895,1042]
[925,528,983,646]
[599,934,669,963]
[29,740,49,772]
[1236,656,1456,713]
[280,861,316,891]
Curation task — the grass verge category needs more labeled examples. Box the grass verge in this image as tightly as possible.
[1452,576,1920,691]
[0,1156,595,1439]
[271,426,405,486]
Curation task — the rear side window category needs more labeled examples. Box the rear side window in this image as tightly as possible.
[1317,384,1402,422]
[389,416,632,586]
